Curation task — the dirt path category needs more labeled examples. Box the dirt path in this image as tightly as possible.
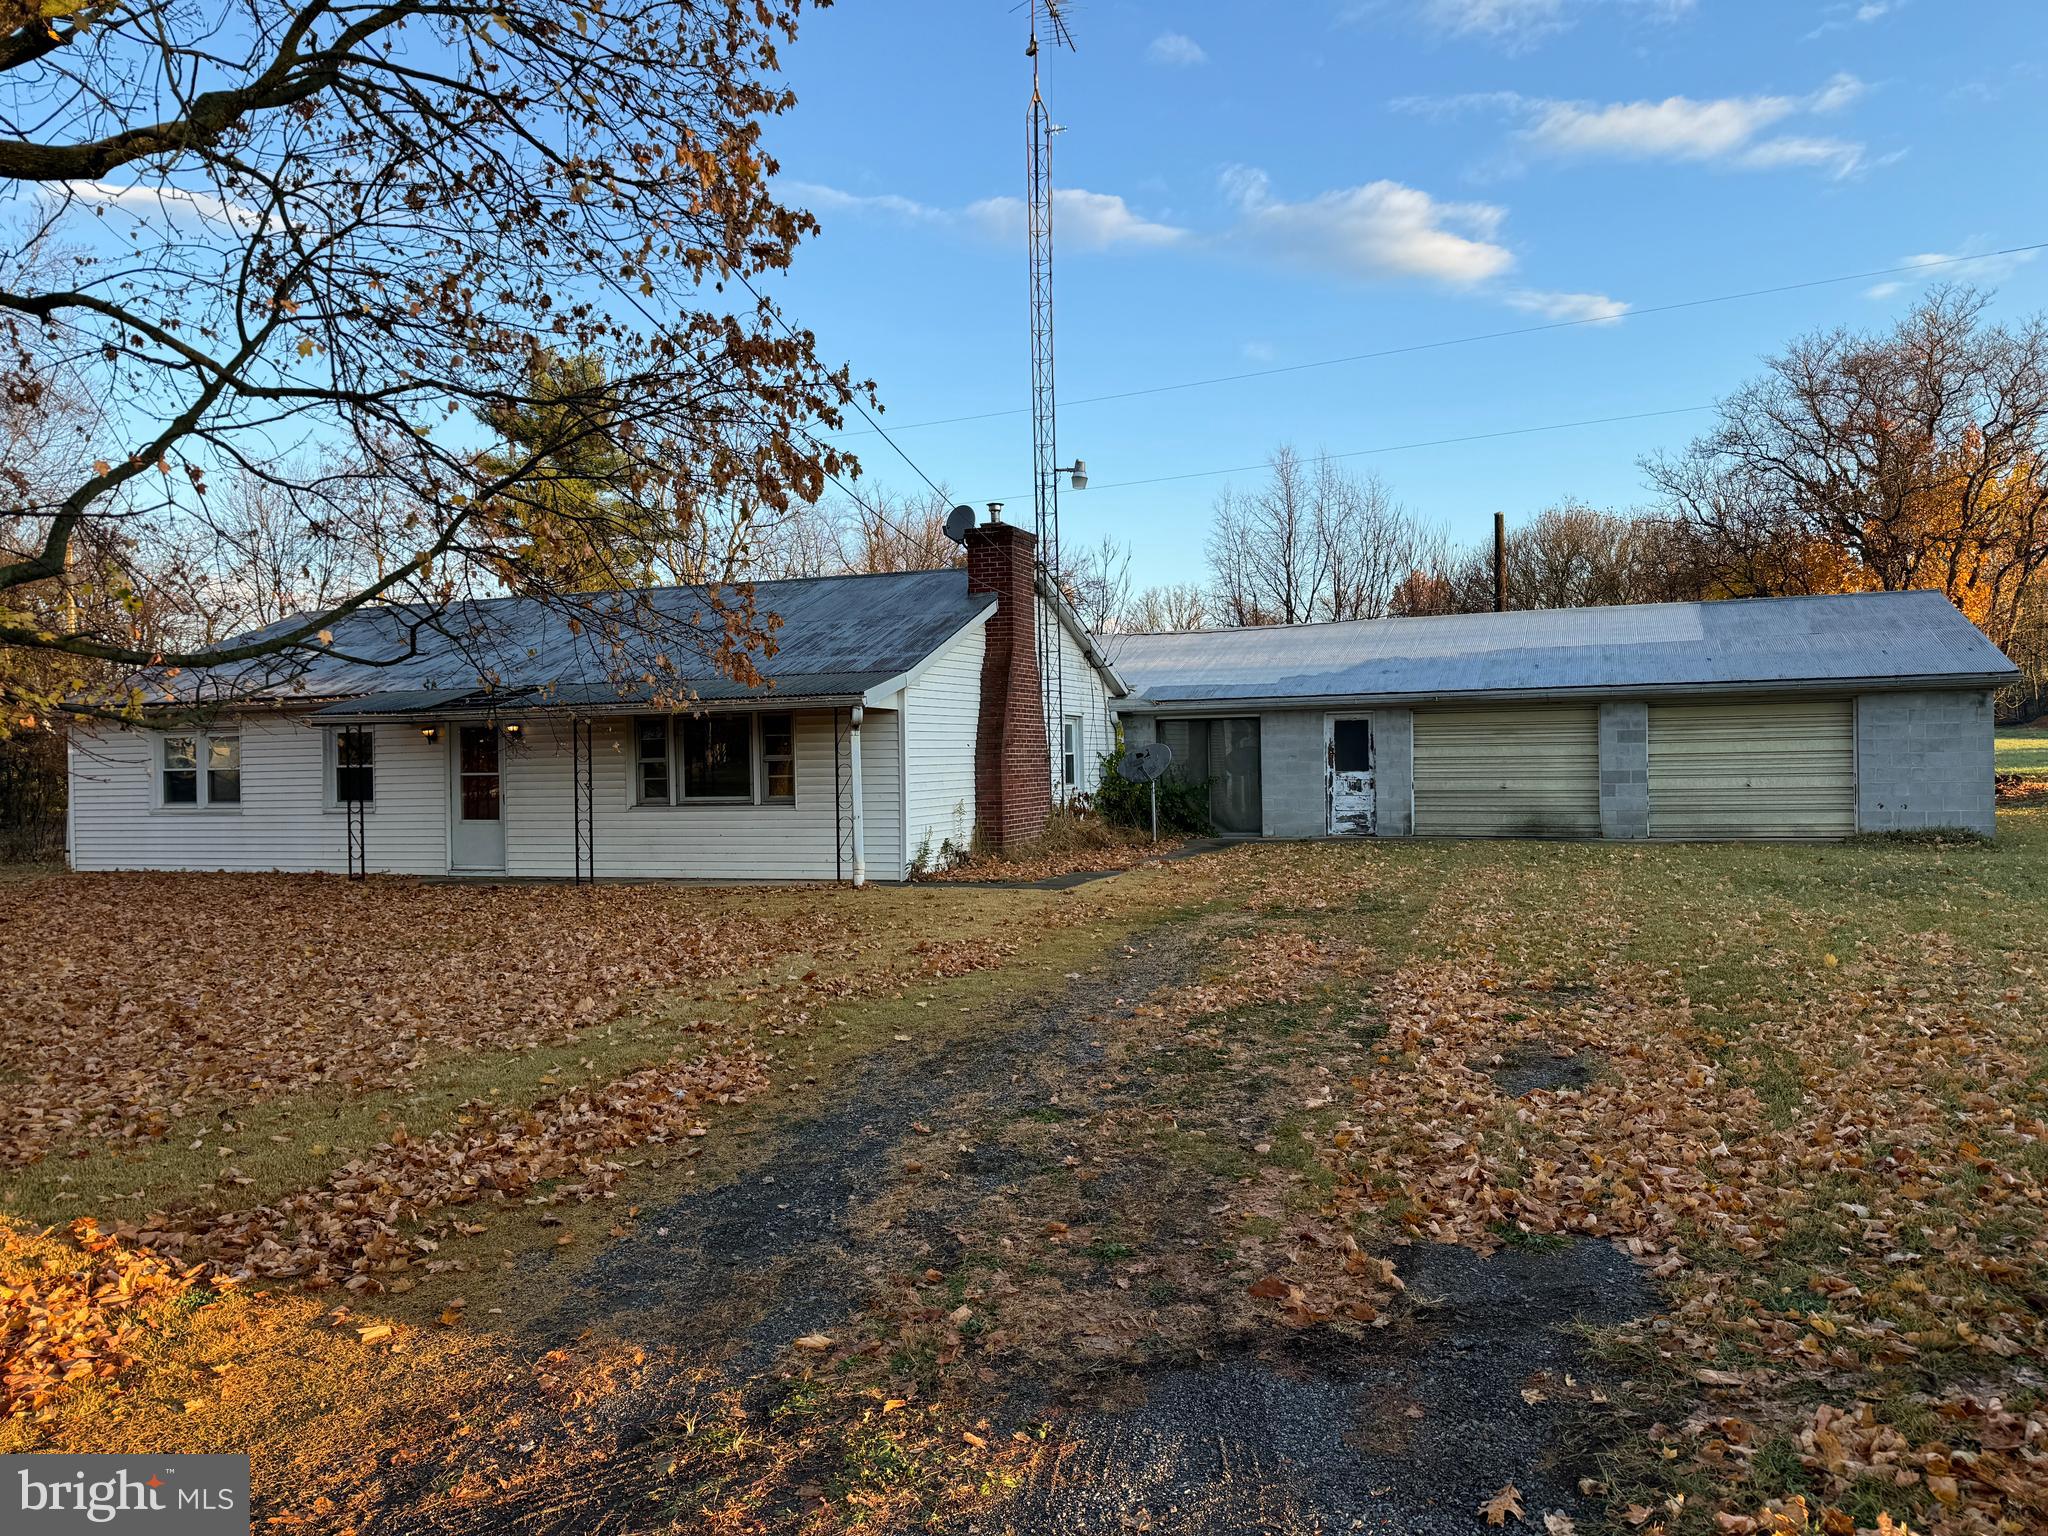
[339,901,1652,1535]
[549,922,1216,1374]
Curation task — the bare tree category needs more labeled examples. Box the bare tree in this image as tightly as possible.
[1059,535,1132,633]
[1206,448,1436,625]
[838,488,959,574]
[0,0,862,722]
[1206,446,1322,625]
[1120,582,1212,633]
[1316,469,1440,620]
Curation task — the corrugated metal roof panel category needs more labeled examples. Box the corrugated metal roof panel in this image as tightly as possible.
[183,570,996,706]
[1102,590,2018,706]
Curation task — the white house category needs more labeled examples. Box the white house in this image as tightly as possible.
[67,519,1121,883]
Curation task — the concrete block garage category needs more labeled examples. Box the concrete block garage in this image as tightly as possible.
[1106,590,2017,841]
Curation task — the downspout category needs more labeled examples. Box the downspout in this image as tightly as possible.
[849,704,866,888]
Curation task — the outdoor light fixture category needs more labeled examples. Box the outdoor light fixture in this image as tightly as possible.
[1062,459,1088,491]
[503,722,523,737]
[420,726,439,742]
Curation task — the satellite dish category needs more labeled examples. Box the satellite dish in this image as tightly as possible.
[943,504,976,545]
[1118,740,1173,783]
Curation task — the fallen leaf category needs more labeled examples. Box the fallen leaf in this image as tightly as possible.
[1480,1484,1524,1526]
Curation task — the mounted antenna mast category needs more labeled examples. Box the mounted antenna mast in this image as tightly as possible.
[1027,0,1075,798]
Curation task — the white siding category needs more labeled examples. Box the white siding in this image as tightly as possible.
[67,715,447,874]
[501,709,904,883]
[903,623,983,870]
[68,707,905,881]
[1040,596,1115,801]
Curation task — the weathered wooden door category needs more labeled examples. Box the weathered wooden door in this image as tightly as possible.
[1327,715,1376,835]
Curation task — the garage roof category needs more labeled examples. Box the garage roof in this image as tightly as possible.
[1104,590,2019,710]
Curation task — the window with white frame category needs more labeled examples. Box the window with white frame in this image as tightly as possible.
[761,714,795,802]
[331,728,374,805]
[162,731,240,807]
[1062,715,1083,788]
[631,713,796,805]
[634,717,670,805]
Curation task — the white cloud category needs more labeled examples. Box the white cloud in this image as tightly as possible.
[1147,31,1207,67]
[783,180,1186,250]
[1221,166,1514,286]
[1503,288,1631,323]
[783,171,1624,321]
[1415,0,1694,48]
[60,179,268,229]
[1406,75,1878,179]
[780,181,947,223]
[1810,0,1905,36]
[1865,245,2040,299]
[1241,340,1278,363]
[966,190,1189,250]
[1736,135,1868,177]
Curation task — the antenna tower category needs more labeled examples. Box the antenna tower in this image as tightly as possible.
[1027,0,1073,796]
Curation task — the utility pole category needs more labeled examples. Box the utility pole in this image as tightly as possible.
[1493,511,1507,614]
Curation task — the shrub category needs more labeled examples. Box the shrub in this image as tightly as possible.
[1095,748,1213,835]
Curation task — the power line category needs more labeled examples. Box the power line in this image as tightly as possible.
[832,242,2048,439]
[734,272,955,518]
[998,404,1715,500]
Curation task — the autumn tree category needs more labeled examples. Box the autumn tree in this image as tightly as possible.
[1644,286,2048,649]
[0,0,862,720]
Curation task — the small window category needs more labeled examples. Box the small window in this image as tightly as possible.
[681,714,752,800]
[207,735,241,804]
[163,735,199,804]
[1062,716,1083,788]
[335,729,374,804]
[635,717,671,805]
[1332,718,1373,774]
[761,713,795,802]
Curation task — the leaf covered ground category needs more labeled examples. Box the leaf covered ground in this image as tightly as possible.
[3,807,2046,1535]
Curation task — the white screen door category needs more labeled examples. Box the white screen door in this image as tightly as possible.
[452,726,506,871]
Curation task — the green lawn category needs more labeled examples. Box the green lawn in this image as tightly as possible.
[1997,718,2048,776]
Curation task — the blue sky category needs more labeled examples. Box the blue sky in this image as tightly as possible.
[763,0,2048,590]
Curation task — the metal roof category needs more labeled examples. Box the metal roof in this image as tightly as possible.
[1101,590,2019,710]
[198,569,997,710]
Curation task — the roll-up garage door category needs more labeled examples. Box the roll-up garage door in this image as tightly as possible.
[1648,699,1855,839]
[1412,706,1601,838]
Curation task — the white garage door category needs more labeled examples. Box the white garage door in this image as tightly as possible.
[1648,699,1855,839]
[1413,706,1601,838]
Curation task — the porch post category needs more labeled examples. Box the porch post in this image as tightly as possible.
[343,724,369,881]
[849,705,866,888]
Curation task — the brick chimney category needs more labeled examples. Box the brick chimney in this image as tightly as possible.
[964,517,1050,850]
